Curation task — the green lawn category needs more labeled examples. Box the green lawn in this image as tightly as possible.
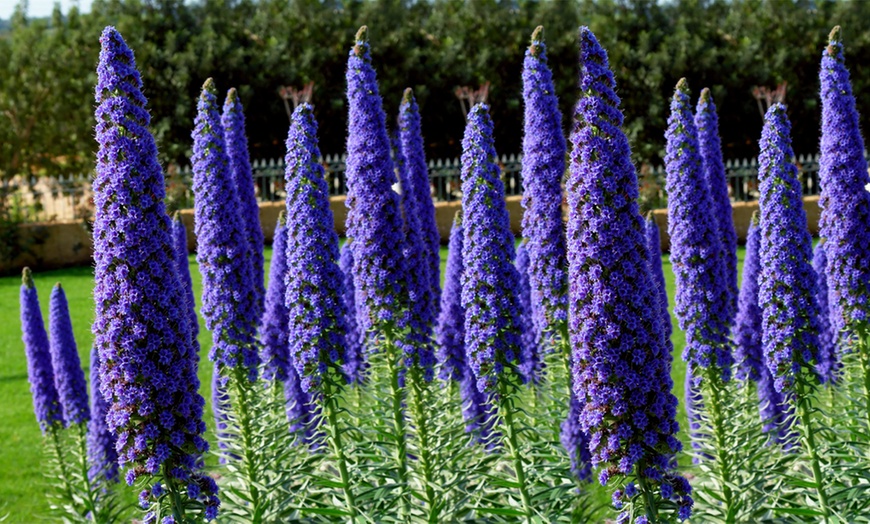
[0,245,746,521]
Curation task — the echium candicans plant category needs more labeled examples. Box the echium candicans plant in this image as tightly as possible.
[520,26,569,357]
[398,88,441,320]
[192,78,265,519]
[49,284,89,428]
[461,102,538,517]
[21,269,94,521]
[813,243,839,384]
[88,345,119,484]
[345,27,419,515]
[261,213,292,385]
[21,268,62,433]
[92,27,217,522]
[515,243,542,384]
[665,79,733,379]
[192,78,260,380]
[436,211,492,441]
[818,27,870,419]
[263,212,315,441]
[666,78,736,520]
[394,125,437,383]
[171,213,198,352]
[222,89,265,321]
[283,103,356,516]
[757,103,831,519]
[695,89,738,322]
[339,244,366,384]
[734,215,790,442]
[569,28,692,523]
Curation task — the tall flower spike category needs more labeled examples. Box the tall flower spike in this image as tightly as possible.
[395,129,436,381]
[345,26,407,341]
[569,28,691,520]
[261,213,292,382]
[49,284,90,426]
[521,25,568,349]
[171,212,198,350]
[665,78,733,380]
[695,89,738,323]
[222,89,265,320]
[644,214,671,343]
[757,103,823,394]
[398,88,441,318]
[339,243,366,384]
[734,218,766,382]
[88,345,119,483]
[92,28,215,518]
[515,243,541,383]
[435,211,492,439]
[21,268,62,432]
[734,216,789,439]
[193,78,260,381]
[813,243,839,384]
[819,26,870,336]
[284,103,347,393]
[460,103,524,393]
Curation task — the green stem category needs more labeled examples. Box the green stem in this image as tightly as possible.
[385,334,410,518]
[232,367,263,524]
[163,466,187,523]
[322,373,358,520]
[705,367,736,524]
[76,423,99,520]
[409,367,437,522]
[48,425,77,515]
[795,376,832,524]
[859,334,870,431]
[637,469,659,524]
[498,378,533,523]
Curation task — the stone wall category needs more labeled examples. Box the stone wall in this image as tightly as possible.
[1,195,824,274]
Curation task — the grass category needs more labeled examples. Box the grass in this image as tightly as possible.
[0,244,746,521]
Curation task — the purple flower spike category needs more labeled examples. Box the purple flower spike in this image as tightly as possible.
[222,89,265,320]
[88,346,119,483]
[49,283,90,426]
[644,215,671,343]
[733,216,789,440]
[568,27,691,516]
[92,28,213,512]
[339,244,366,384]
[813,243,840,384]
[819,26,870,336]
[560,393,592,482]
[695,89,738,323]
[521,26,568,349]
[20,268,62,432]
[398,88,441,319]
[345,26,407,339]
[285,364,315,442]
[435,212,493,439]
[193,78,260,381]
[757,104,823,394]
[261,213,292,383]
[395,128,436,381]
[665,78,733,380]
[437,212,467,383]
[171,212,199,351]
[515,243,542,384]
[460,103,524,393]
[284,103,347,393]
[734,219,766,383]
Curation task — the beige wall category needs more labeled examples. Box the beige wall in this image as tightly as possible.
[1,195,824,274]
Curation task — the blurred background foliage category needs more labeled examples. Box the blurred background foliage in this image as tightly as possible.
[1,0,869,181]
